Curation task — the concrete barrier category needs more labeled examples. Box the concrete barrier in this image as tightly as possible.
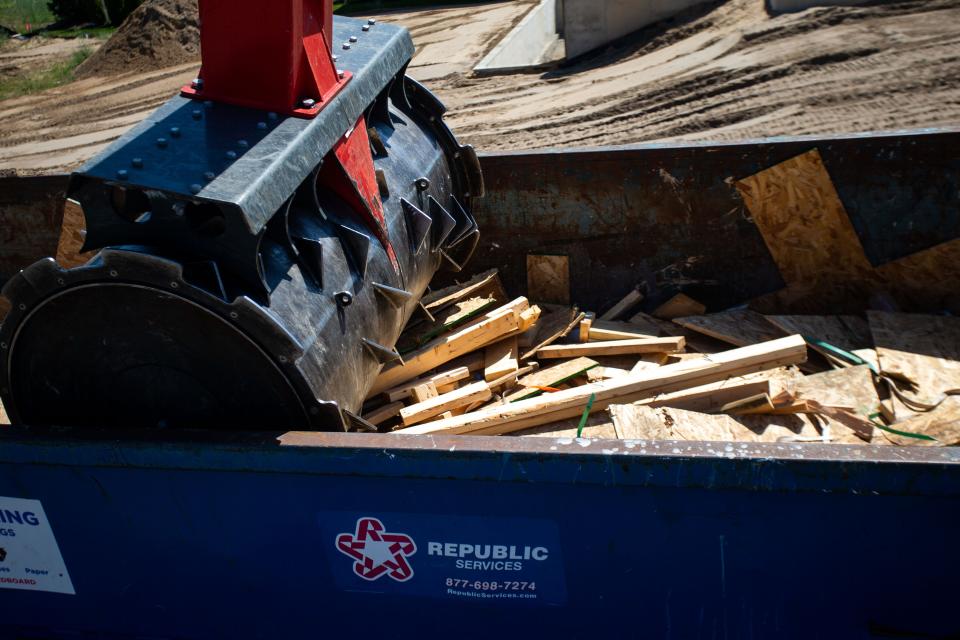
[474,0,563,73]
[562,0,712,59]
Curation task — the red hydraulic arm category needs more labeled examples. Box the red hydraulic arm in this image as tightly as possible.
[181,0,350,118]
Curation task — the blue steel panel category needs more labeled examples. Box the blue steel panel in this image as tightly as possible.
[0,430,956,638]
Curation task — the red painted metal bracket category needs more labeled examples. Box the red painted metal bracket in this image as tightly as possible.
[180,0,350,118]
[317,116,400,273]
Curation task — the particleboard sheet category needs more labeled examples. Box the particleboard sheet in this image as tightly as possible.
[610,405,820,443]
[868,311,960,405]
[526,254,570,305]
[735,148,875,288]
[877,238,960,312]
[766,315,871,354]
[674,309,786,347]
[881,397,960,446]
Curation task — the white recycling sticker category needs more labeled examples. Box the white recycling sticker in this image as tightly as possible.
[0,496,74,595]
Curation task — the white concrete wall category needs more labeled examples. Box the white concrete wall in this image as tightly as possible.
[475,0,561,73]
[562,0,710,59]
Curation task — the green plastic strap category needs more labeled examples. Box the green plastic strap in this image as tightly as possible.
[867,413,937,442]
[804,335,879,375]
[576,393,596,438]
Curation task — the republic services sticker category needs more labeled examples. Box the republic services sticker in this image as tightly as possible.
[0,497,74,595]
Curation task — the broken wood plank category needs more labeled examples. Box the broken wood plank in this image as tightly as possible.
[652,293,706,320]
[526,254,570,305]
[362,401,404,427]
[421,269,507,313]
[600,287,644,321]
[674,309,785,348]
[370,297,529,395]
[520,306,583,360]
[536,337,685,359]
[400,381,492,426]
[588,366,630,382]
[488,363,538,391]
[721,393,775,415]
[868,311,960,420]
[400,335,808,436]
[484,337,518,382]
[381,366,472,403]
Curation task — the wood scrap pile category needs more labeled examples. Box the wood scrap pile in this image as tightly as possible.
[363,270,959,447]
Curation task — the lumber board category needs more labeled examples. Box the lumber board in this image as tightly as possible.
[362,401,404,427]
[609,404,820,443]
[652,293,706,320]
[536,337,684,359]
[484,337,518,382]
[735,148,875,289]
[506,357,598,402]
[526,254,570,305]
[636,313,728,354]
[765,315,871,354]
[674,309,785,347]
[400,381,492,426]
[588,366,630,382]
[0,398,8,425]
[627,312,664,336]
[401,335,808,436]
[578,312,595,343]
[370,298,527,395]
[868,311,960,410]
[639,378,773,414]
[411,382,439,403]
[589,320,658,341]
[421,269,506,313]
[398,295,498,353]
[381,366,472,402]
[600,288,644,321]
[520,307,583,360]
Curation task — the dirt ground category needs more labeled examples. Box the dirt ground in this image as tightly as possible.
[0,0,957,173]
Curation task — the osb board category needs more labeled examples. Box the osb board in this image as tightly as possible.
[766,315,871,354]
[55,199,95,269]
[673,309,785,348]
[0,397,7,425]
[790,365,880,417]
[735,149,875,289]
[609,404,820,443]
[514,413,617,439]
[881,397,960,446]
[877,238,960,313]
[868,311,960,405]
[526,254,570,305]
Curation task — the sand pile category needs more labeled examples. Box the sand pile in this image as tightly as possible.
[75,0,199,79]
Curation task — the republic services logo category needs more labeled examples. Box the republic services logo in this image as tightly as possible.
[335,517,416,582]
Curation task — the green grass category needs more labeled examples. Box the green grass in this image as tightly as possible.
[0,45,92,100]
[0,0,55,32]
[43,25,114,38]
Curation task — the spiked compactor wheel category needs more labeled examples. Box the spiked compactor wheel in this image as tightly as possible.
[0,3,482,431]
